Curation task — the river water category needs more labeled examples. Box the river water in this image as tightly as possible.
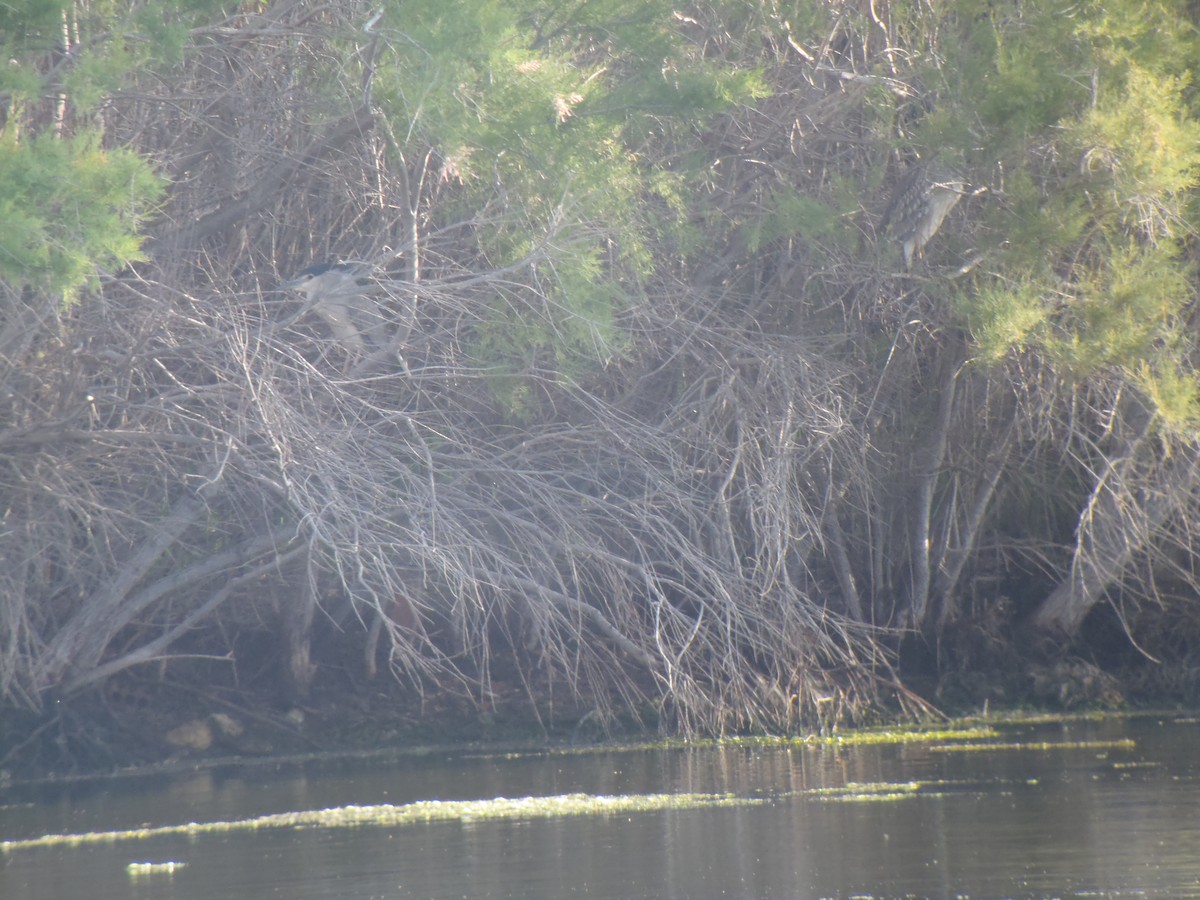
[1,714,1197,899]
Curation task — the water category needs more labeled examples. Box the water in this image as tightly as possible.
[1,715,1198,898]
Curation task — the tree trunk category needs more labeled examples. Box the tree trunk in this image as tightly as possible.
[1030,427,1200,638]
[934,419,1013,631]
[907,360,959,628]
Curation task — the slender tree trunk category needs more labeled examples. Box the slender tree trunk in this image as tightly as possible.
[284,549,319,699]
[1030,425,1200,638]
[907,360,959,627]
[824,506,863,620]
[934,420,1014,631]
[36,492,209,690]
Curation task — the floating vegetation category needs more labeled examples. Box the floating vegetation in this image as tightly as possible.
[127,861,187,876]
[463,726,1002,764]
[722,726,1000,748]
[1,792,760,853]
[927,739,1136,753]
[810,781,924,803]
[957,710,1115,727]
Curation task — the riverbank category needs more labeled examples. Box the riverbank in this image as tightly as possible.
[3,655,1195,786]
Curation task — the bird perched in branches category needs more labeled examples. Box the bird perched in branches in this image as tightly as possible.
[880,161,967,269]
[278,261,383,354]
[280,261,371,295]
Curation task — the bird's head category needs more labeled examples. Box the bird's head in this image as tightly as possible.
[278,262,359,295]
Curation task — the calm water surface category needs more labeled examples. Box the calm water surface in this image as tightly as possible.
[1,715,1198,899]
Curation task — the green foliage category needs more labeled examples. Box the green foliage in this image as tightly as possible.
[0,63,42,103]
[960,280,1051,364]
[1133,359,1200,435]
[132,1,216,66]
[1075,0,1200,77]
[1050,242,1191,370]
[917,0,1200,432]
[0,0,72,53]
[3,0,228,124]
[368,0,765,412]
[62,41,136,112]
[0,1,185,304]
[1071,64,1200,241]
[472,246,633,420]
[0,130,163,301]
[743,191,850,255]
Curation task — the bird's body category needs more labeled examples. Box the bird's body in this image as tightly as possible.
[280,262,371,296]
[881,163,966,268]
[279,262,384,354]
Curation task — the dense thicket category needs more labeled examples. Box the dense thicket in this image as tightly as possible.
[2,0,1198,744]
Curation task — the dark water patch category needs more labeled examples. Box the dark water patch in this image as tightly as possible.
[1,714,1197,898]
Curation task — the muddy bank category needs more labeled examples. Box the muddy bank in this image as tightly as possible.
[3,655,1196,786]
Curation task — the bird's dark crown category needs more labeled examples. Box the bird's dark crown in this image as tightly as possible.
[292,262,355,279]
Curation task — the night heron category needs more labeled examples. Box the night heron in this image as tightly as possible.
[881,162,967,269]
[279,262,384,354]
[280,261,370,295]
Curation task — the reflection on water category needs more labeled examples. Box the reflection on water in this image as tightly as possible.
[1,716,1198,899]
